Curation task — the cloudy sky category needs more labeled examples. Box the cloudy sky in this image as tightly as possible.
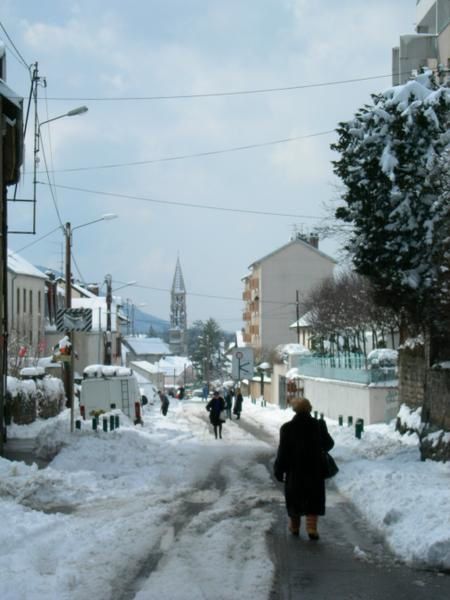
[2,0,415,330]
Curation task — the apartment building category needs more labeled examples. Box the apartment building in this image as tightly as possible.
[393,0,450,85]
[242,235,336,351]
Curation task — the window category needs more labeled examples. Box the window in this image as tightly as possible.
[23,289,26,312]
[16,287,20,315]
[29,290,33,316]
[38,290,42,314]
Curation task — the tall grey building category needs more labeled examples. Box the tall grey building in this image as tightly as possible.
[169,257,187,355]
[392,1,450,85]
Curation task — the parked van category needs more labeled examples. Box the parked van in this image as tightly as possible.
[80,365,143,422]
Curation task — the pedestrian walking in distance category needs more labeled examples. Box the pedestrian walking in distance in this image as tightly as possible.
[158,390,170,416]
[225,388,233,420]
[233,387,243,419]
[274,397,334,539]
[206,390,225,439]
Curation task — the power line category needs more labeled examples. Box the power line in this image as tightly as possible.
[40,129,335,174]
[0,21,30,71]
[42,72,403,102]
[37,182,325,220]
[115,280,295,306]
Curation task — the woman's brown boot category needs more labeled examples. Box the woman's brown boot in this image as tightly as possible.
[306,515,319,540]
[288,516,300,535]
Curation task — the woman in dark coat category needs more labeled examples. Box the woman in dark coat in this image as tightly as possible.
[274,397,334,539]
[233,387,243,419]
[206,390,225,439]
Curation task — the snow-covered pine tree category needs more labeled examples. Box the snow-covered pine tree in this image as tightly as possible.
[332,71,450,346]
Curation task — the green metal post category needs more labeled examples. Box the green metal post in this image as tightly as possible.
[102,417,108,432]
[314,410,318,419]
[109,415,115,431]
[75,419,81,430]
[114,414,120,428]
[92,417,97,431]
[338,415,343,426]
[348,416,353,426]
[355,421,363,439]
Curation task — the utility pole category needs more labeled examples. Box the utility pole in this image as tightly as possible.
[296,290,300,344]
[104,274,112,365]
[64,222,75,433]
[0,55,23,454]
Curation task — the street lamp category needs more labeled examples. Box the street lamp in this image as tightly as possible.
[257,362,271,400]
[34,106,89,211]
[64,213,118,431]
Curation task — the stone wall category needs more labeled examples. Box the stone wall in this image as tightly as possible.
[398,350,425,410]
[399,349,450,461]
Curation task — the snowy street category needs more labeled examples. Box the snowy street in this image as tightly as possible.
[1,398,450,599]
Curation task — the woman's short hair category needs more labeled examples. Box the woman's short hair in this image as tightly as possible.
[291,397,312,413]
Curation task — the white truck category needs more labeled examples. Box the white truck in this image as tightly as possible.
[80,365,143,421]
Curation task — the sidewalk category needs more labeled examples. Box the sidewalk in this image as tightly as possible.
[235,417,450,599]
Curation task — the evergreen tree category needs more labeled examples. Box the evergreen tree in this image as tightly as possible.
[332,72,450,343]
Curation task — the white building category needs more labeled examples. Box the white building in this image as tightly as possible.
[7,249,47,352]
[393,0,450,85]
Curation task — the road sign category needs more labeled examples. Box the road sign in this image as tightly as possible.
[56,308,93,332]
[231,347,254,380]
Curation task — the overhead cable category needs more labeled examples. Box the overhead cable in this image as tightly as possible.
[38,182,325,220]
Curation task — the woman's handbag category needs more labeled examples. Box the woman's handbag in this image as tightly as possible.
[322,452,339,479]
[219,410,227,422]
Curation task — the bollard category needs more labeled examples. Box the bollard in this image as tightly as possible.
[109,414,115,431]
[348,416,353,427]
[92,417,97,431]
[114,414,120,429]
[355,420,363,439]
[102,417,108,432]
[357,418,364,432]
[80,405,86,420]
[338,415,343,426]
[314,410,318,419]
[110,403,116,410]
[320,413,324,420]
[135,402,141,424]
[75,419,81,430]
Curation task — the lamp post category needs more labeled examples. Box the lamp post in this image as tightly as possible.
[64,213,118,431]
[257,362,271,400]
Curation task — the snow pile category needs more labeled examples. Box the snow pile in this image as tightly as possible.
[1,395,450,599]
[83,364,133,378]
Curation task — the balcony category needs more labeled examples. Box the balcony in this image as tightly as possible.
[242,311,251,321]
[249,300,259,313]
[243,333,251,343]
[242,290,251,301]
[250,278,259,290]
[249,324,259,335]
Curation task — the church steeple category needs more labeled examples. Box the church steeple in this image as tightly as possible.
[169,257,187,355]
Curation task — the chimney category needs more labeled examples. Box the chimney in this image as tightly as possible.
[308,234,319,249]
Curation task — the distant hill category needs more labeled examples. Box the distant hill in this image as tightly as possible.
[130,305,169,335]
[35,265,169,335]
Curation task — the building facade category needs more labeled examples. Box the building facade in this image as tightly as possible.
[393,0,450,85]
[242,235,336,351]
[7,250,47,354]
[169,257,187,355]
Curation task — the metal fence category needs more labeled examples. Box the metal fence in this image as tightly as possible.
[293,354,397,385]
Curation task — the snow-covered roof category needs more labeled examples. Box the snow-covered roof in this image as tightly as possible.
[130,360,164,375]
[7,249,47,279]
[124,336,171,356]
[290,310,313,329]
[157,355,191,376]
